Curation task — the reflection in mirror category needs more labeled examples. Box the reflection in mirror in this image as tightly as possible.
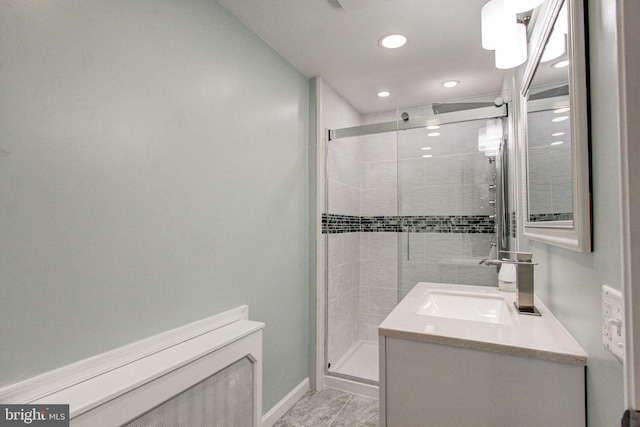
[526,2,572,224]
[520,0,591,252]
[527,94,572,222]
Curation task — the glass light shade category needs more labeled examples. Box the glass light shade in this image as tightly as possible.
[495,23,527,69]
[504,0,544,13]
[541,30,566,62]
[556,2,569,34]
[481,0,516,50]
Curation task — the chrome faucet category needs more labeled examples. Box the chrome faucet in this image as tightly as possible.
[480,251,540,316]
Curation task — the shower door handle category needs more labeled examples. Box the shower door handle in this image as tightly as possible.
[407,233,410,261]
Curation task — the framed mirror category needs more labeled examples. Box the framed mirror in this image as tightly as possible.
[520,0,591,252]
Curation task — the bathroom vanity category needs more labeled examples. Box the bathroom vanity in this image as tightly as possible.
[378,282,587,427]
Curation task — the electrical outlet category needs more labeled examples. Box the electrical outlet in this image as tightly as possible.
[602,285,624,362]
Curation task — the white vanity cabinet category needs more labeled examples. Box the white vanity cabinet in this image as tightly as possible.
[379,282,587,427]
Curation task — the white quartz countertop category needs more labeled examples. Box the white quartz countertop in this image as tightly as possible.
[379,282,588,366]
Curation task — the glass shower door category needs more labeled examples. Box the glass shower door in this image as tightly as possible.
[396,114,500,299]
[324,105,506,387]
[325,127,398,385]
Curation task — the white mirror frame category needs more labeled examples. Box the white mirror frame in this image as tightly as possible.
[520,0,592,252]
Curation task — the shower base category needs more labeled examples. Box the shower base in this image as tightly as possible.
[329,340,379,383]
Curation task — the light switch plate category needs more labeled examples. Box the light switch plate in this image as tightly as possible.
[602,285,624,362]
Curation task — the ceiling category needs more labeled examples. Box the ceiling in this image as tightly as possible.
[217,0,508,114]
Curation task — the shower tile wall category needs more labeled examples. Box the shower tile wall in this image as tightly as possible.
[359,232,398,341]
[398,233,499,299]
[359,116,398,217]
[398,120,495,214]
[527,109,573,218]
[327,231,360,363]
[396,118,498,301]
[357,113,399,342]
[322,86,500,365]
[322,82,363,366]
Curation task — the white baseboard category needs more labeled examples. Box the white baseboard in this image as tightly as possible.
[324,375,379,399]
[261,377,310,427]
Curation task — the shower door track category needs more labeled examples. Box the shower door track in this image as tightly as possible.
[328,104,507,141]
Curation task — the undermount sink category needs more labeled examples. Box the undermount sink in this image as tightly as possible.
[416,289,517,325]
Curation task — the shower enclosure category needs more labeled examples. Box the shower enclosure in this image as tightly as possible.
[322,102,509,388]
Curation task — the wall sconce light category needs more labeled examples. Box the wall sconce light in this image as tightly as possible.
[481,0,515,50]
[495,23,527,69]
[481,0,540,69]
[542,3,569,62]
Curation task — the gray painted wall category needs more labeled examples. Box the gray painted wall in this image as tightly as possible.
[0,0,309,412]
[517,0,624,424]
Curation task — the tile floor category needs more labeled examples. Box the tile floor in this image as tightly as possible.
[273,388,379,427]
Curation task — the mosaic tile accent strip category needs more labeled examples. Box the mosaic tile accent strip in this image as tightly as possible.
[528,212,573,222]
[322,214,361,233]
[510,211,517,238]
[322,213,495,234]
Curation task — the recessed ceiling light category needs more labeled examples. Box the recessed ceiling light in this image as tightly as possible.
[554,107,570,113]
[422,154,433,158]
[442,80,460,88]
[421,147,432,150]
[552,116,569,122]
[379,34,407,49]
[426,125,440,130]
[551,141,565,146]
[552,132,566,137]
[427,132,441,137]
[552,59,570,68]
[378,91,390,97]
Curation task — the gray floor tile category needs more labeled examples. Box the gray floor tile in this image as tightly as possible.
[330,395,379,427]
[273,388,352,427]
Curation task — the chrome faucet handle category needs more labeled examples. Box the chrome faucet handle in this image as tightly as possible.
[498,251,540,316]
